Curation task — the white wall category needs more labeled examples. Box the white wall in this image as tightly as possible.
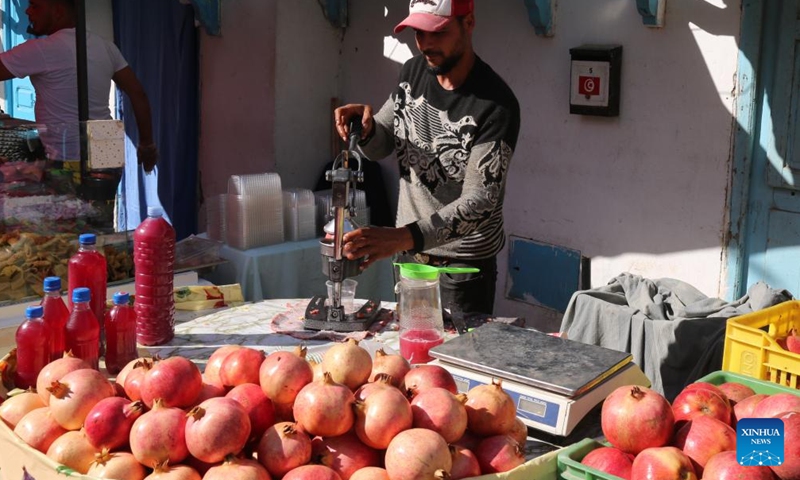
[199,0,741,329]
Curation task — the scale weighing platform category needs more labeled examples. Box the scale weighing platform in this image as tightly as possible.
[429,322,651,437]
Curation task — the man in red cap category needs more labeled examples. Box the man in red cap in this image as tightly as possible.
[334,0,520,315]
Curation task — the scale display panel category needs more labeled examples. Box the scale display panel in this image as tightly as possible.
[430,322,633,397]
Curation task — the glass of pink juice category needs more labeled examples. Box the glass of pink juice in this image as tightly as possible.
[400,328,444,364]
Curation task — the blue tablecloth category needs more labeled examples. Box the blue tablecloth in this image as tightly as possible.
[202,238,396,303]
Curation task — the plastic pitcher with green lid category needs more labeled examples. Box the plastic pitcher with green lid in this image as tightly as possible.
[393,263,479,364]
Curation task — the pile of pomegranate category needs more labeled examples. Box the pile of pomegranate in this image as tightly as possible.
[582,380,800,479]
[0,340,531,480]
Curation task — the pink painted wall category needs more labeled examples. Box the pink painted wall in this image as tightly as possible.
[197,0,277,198]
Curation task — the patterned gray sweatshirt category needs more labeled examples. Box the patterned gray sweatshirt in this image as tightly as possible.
[360,54,520,260]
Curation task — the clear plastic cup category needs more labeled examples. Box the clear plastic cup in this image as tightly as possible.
[326,279,358,314]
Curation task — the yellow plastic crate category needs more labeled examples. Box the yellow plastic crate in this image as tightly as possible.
[722,300,800,389]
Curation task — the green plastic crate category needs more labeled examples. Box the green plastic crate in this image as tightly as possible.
[557,438,623,480]
[696,370,800,396]
[556,371,798,479]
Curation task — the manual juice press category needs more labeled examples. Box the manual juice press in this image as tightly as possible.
[304,119,381,332]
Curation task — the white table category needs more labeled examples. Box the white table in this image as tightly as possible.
[202,238,396,303]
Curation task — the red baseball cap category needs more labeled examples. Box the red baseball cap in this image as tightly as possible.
[394,0,474,34]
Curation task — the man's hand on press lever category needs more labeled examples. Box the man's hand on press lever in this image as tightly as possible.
[343,226,414,270]
[335,104,374,142]
[137,142,158,173]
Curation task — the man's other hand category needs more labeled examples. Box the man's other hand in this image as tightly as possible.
[137,143,158,172]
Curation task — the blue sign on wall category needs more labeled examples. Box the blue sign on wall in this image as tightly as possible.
[506,236,582,312]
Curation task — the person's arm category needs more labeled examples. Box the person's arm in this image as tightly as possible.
[357,97,396,161]
[112,66,157,171]
[0,58,17,82]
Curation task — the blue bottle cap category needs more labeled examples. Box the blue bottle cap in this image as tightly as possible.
[78,233,96,245]
[25,305,43,318]
[147,206,163,217]
[113,292,130,305]
[72,287,91,303]
[43,276,62,292]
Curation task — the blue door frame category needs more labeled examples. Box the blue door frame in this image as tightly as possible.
[725,1,800,298]
[3,0,35,120]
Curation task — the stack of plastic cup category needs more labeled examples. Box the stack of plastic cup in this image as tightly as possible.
[133,206,175,346]
[283,188,317,241]
[206,194,226,242]
[226,173,284,249]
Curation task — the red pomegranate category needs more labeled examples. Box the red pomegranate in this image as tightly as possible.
[185,397,251,463]
[717,382,756,404]
[369,349,410,388]
[293,372,355,437]
[354,373,396,401]
[403,365,457,399]
[145,462,203,480]
[475,435,525,474]
[203,346,243,388]
[703,451,775,480]
[35,353,90,405]
[226,383,275,443]
[384,428,452,480]
[321,339,373,391]
[672,388,732,425]
[219,347,265,387]
[683,382,731,404]
[313,432,382,480]
[256,422,312,478]
[752,394,800,418]
[354,386,413,449]
[203,456,271,480]
[47,368,116,430]
[283,464,342,480]
[46,430,100,474]
[734,393,769,422]
[464,379,516,436]
[580,446,633,480]
[140,356,203,409]
[631,447,697,480]
[349,467,389,480]
[772,410,800,480]
[0,390,45,428]
[13,407,68,453]
[130,399,189,467]
[601,385,674,454]
[114,357,151,393]
[259,348,314,405]
[672,416,736,476]
[449,446,481,480]
[508,417,528,447]
[88,451,147,480]
[193,382,227,405]
[410,387,468,443]
[123,358,154,401]
[84,397,144,451]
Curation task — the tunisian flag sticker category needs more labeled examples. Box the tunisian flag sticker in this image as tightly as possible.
[578,76,601,96]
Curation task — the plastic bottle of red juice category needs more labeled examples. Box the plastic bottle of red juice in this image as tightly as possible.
[68,233,108,353]
[41,276,68,361]
[14,305,52,389]
[104,292,137,375]
[65,287,100,370]
[134,206,176,346]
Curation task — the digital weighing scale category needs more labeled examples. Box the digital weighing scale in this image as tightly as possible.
[429,322,651,437]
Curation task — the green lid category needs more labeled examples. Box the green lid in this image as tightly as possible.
[394,263,480,280]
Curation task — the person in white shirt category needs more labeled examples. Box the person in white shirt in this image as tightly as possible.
[0,0,156,170]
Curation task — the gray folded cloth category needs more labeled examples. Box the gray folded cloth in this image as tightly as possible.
[559,272,792,400]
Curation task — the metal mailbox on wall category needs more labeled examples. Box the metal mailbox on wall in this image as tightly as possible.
[569,45,623,117]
